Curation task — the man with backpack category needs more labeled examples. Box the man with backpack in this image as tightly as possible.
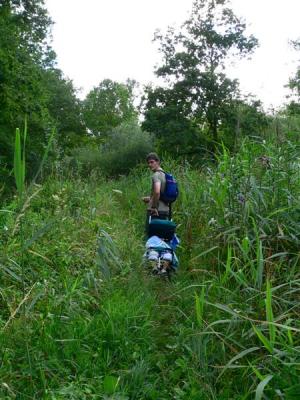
[142,152,179,275]
[142,152,169,219]
[142,152,178,235]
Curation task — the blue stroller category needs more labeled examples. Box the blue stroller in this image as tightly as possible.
[144,217,179,277]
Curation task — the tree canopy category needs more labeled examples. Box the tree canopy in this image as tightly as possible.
[0,0,87,177]
[83,79,137,138]
[286,39,300,115]
[142,0,258,154]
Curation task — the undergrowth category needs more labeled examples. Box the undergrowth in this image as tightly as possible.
[0,131,300,399]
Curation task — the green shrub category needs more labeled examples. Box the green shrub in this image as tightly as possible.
[74,120,153,177]
[100,120,153,175]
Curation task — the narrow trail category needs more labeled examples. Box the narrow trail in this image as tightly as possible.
[152,282,177,349]
[139,271,188,394]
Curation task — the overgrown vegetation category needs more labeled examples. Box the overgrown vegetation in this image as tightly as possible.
[73,120,153,177]
[1,117,300,398]
[1,0,300,398]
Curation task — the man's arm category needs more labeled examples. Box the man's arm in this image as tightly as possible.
[150,181,161,214]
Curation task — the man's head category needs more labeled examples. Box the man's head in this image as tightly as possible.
[146,152,160,172]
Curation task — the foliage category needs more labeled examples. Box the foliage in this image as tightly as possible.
[288,39,300,98]
[0,0,51,167]
[13,121,27,197]
[42,68,86,150]
[1,1,300,398]
[142,85,204,157]
[83,79,137,138]
[143,0,258,154]
[0,1,87,182]
[98,120,153,176]
[1,0,54,64]
[73,120,152,177]
[1,119,300,398]
[219,97,270,149]
[286,39,300,116]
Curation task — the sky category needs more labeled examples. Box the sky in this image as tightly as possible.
[45,0,300,110]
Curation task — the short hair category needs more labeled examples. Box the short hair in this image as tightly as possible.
[146,152,160,162]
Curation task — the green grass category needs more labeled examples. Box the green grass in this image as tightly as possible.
[0,133,300,399]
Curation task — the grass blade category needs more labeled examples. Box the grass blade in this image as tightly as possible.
[255,374,273,400]
[195,286,205,328]
[32,127,56,184]
[190,246,218,262]
[252,324,273,354]
[218,347,259,380]
[14,128,24,196]
[265,280,276,346]
[256,239,264,289]
[222,245,232,283]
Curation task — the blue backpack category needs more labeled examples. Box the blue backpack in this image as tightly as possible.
[160,171,179,204]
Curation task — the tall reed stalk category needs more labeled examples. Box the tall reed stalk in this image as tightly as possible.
[14,120,27,198]
[13,120,27,299]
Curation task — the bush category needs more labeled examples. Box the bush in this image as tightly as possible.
[74,120,153,177]
[100,120,153,175]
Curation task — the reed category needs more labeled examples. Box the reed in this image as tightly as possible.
[1,121,299,398]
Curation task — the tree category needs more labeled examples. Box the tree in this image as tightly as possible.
[0,0,87,178]
[142,85,201,156]
[43,69,86,150]
[286,39,300,115]
[219,97,269,149]
[97,120,152,175]
[83,79,137,138]
[143,0,258,152]
[0,0,54,170]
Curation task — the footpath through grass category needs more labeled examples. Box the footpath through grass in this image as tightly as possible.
[1,136,300,399]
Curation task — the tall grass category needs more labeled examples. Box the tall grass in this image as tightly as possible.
[0,123,299,398]
[13,122,27,198]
